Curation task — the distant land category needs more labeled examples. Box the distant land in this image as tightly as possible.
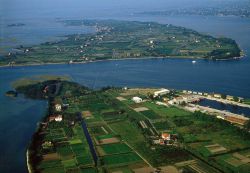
[138,6,250,18]
[0,20,242,66]
[7,23,26,27]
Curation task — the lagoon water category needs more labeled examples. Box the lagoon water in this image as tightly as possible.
[198,99,250,117]
[1,9,250,173]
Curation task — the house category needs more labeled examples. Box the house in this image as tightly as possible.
[43,86,49,93]
[161,133,171,141]
[216,115,225,120]
[49,115,63,122]
[226,95,234,101]
[42,141,53,149]
[154,88,170,97]
[123,86,128,90]
[55,104,62,111]
[132,97,143,103]
[55,115,63,122]
[214,94,222,99]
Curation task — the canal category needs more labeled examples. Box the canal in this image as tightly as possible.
[77,113,98,165]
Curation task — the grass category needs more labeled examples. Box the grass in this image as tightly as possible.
[69,139,82,145]
[90,126,108,136]
[39,160,62,169]
[102,153,142,165]
[57,145,74,159]
[99,143,132,155]
[62,159,76,168]
[141,110,161,120]
[96,134,117,140]
[76,156,94,166]
[143,102,191,118]
[80,168,97,173]
[107,167,133,173]
[41,166,65,173]
[12,75,70,88]
[109,120,145,147]
[243,99,250,105]
[153,121,171,131]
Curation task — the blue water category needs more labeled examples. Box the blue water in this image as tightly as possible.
[198,99,250,117]
[0,7,250,173]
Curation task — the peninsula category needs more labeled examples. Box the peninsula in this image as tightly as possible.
[0,20,241,66]
[13,77,250,173]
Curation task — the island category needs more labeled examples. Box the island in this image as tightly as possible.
[13,77,250,173]
[0,20,242,66]
[5,90,18,97]
[138,1,250,18]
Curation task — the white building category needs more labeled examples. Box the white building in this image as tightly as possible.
[55,115,63,122]
[226,95,234,101]
[214,94,222,99]
[154,88,170,98]
[132,97,143,103]
[55,104,62,111]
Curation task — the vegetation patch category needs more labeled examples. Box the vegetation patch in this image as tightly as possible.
[98,143,132,155]
[102,153,142,166]
[141,110,161,120]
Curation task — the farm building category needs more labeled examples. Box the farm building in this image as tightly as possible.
[132,97,143,103]
[154,88,170,97]
[213,94,222,99]
[161,133,171,141]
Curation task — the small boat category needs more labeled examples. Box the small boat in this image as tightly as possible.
[192,60,196,64]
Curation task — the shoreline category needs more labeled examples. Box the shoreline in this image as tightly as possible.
[0,54,245,69]
[26,149,32,173]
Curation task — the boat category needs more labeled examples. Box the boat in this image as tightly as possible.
[192,60,196,64]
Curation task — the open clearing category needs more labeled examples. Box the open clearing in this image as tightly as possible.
[134,107,149,112]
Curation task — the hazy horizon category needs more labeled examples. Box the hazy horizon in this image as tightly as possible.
[1,0,248,20]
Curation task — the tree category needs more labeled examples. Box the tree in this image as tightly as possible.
[221,94,226,99]
[233,96,239,102]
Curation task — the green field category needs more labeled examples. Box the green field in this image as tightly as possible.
[99,143,132,155]
[141,110,161,120]
[153,121,171,131]
[108,120,146,147]
[102,153,142,166]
